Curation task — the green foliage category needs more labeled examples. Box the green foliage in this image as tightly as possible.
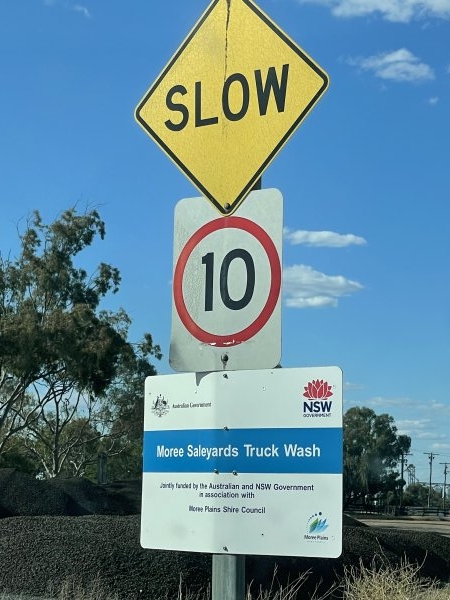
[0,207,160,466]
[0,436,37,474]
[97,339,160,481]
[0,208,127,395]
[26,408,104,479]
[343,407,411,506]
[403,483,442,507]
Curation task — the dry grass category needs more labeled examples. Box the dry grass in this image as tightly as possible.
[171,566,334,600]
[1,562,449,600]
[176,560,450,600]
[342,557,450,600]
[244,567,335,600]
[49,575,119,600]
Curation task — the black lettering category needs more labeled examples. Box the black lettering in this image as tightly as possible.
[220,249,255,310]
[202,252,214,312]
[165,85,189,131]
[195,81,219,127]
[255,64,289,116]
[222,73,250,122]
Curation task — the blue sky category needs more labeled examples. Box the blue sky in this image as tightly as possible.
[0,0,449,485]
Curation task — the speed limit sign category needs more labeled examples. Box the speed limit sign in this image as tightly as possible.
[169,189,283,372]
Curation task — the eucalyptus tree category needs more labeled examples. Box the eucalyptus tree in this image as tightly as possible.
[0,208,160,471]
[343,406,411,507]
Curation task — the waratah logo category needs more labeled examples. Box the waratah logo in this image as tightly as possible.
[302,380,333,417]
[303,379,333,400]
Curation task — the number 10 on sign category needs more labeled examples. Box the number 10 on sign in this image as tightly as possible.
[170,189,283,373]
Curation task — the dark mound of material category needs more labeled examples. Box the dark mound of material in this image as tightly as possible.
[0,515,210,599]
[0,516,449,599]
[0,471,448,598]
[0,468,76,517]
[343,513,367,527]
[0,469,141,517]
[48,477,141,515]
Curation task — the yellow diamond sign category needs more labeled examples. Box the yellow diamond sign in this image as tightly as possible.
[135,0,329,214]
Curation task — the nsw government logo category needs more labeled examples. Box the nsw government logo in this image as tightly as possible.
[302,379,333,418]
[305,512,329,542]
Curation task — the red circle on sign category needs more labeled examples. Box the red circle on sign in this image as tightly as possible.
[173,216,281,347]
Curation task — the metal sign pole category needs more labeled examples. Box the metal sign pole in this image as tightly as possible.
[212,554,245,599]
[211,354,247,599]
[211,177,262,600]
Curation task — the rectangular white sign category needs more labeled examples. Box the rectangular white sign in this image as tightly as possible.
[169,189,282,373]
[141,367,343,557]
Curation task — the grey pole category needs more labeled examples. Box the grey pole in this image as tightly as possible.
[212,554,246,600]
[211,175,262,600]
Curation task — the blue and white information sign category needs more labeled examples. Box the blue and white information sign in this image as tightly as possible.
[141,367,343,557]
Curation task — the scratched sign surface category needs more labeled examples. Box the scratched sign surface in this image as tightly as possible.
[135,0,329,214]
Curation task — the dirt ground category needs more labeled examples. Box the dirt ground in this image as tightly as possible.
[358,516,450,537]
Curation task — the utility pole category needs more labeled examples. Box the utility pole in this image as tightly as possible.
[399,450,412,509]
[440,462,449,512]
[424,452,439,508]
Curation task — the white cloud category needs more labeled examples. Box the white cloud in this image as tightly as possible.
[42,1,92,18]
[417,431,447,440]
[368,396,417,410]
[283,264,363,308]
[284,227,367,248]
[348,49,435,82]
[396,418,446,441]
[73,4,92,18]
[430,401,450,416]
[344,381,365,391]
[295,0,450,22]
[396,418,432,430]
[431,442,450,451]
[428,96,439,105]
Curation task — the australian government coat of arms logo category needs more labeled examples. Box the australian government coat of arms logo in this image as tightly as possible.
[151,394,170,418]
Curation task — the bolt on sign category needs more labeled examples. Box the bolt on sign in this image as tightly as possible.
[135,0,329,215]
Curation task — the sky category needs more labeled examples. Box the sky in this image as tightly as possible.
[0,0,449,486]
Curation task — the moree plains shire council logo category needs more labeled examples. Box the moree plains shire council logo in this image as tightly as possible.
[302,379,333,418]
[305,512,329,542]
[151,394,170,418]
